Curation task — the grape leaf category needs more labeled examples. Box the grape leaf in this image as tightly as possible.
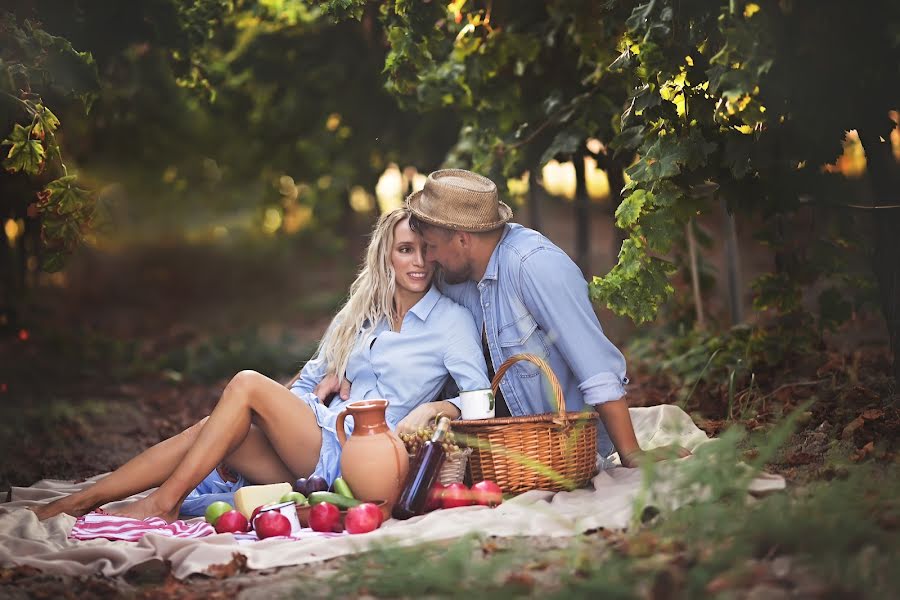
[2,124,46,175]
[615,189,650,229]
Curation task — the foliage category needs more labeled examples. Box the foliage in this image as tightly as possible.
[1,12,100,271]
[156,329,318,384]
[592,0,898,324]
[321,0,897,345]
[320,0,633,189]
[1,0,464,329]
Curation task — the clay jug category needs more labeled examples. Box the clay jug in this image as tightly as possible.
[336,399,409,507]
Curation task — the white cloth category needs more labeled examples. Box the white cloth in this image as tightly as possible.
[0,405,784,579]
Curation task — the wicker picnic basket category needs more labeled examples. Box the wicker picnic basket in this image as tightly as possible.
[451,353,599,493]
[404,420,472,485]
[425,447,472,486]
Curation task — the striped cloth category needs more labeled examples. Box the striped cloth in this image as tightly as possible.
[69,511,347,543]
[70,512,215,542]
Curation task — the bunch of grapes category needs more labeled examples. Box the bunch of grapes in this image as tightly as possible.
[399,427,462,455]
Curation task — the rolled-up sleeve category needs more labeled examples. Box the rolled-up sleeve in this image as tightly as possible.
[519,248,628,405]
[441,306,491,413]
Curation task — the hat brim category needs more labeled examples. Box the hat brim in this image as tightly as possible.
[405,189,513,233]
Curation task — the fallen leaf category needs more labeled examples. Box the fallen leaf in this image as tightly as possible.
[205,553,248,579]
[861,408,884,421]
[705,560,770,593]
[850,441,875,462]
[505,572,535,589]
[480,540,500,555]
[841,417,865,440]
[784,452,816,466]
[0,565,42,583]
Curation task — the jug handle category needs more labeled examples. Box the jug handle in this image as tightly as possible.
[335,408,348,447]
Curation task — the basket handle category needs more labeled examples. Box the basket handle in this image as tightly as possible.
[491,353,566,419]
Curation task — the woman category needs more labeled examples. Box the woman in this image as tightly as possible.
[33,208,489,522]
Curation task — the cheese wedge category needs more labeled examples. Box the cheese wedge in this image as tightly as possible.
[233,483,293,518]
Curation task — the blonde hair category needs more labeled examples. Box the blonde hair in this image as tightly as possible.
[318,207,412,380]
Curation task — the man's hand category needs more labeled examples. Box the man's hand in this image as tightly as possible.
[313,373,351,404]
[620,444,692,468]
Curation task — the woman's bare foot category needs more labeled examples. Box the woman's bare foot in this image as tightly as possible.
[29,496,94,521]
[108,492,179,523]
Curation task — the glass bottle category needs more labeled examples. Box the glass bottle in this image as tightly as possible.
[392,416,451,520]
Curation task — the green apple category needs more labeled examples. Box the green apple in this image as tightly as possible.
[205,500,234,525]
[280,491,308,506]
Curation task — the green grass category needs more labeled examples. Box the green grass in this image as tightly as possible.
[284,411,898,599]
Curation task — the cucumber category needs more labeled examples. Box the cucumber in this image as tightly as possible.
[308,491,363,509]
[333,477,355,500]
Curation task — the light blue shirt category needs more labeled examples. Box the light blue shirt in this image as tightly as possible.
[290,284,490,436]
[440,223,629,457]
[182,286,488,513]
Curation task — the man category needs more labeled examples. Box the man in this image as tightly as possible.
[403,169,688,467]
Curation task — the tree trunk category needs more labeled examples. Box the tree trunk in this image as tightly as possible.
[573,153,590,276]
[721,196,744,325]
[858,127,900,383]
[528,168,542,233]
[686,218,706,330]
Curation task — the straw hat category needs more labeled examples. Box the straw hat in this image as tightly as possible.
[406,169,513,232]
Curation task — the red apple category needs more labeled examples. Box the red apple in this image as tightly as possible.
[254,511,291,539]
[345,503,383,534]
[471,480,503,507]
[441,482,473,509]
[424,482,446,512]
[214,509,249,534]
[249,503,274,529]
[309,502,342,533]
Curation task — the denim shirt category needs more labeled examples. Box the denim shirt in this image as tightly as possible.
[440,223,628,457]
[290,285,490,433]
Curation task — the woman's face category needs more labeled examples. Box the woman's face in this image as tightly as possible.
[391,217,434,296]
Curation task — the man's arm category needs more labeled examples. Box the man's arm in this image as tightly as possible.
[518,249,689,465]
[593,399,641,462]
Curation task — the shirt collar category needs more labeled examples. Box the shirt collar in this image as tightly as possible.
[407,284,442,321]
[479,224,511,283]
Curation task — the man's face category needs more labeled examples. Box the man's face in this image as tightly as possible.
[421,227,472,284]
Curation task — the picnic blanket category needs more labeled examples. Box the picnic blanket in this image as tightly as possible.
[0,405,785,579]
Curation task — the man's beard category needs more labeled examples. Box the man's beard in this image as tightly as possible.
[440,264,471,285]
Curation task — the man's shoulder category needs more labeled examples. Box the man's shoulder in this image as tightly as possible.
[499,224,572,269]
[437,278,478,302]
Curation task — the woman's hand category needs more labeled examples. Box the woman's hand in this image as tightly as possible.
[396,404,442,436]
[620,444,692,468]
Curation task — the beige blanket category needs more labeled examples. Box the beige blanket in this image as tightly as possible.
[0,405,784,579]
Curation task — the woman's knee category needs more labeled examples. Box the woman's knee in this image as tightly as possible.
[225,370,266,401]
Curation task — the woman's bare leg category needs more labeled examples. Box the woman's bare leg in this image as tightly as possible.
[222,423,296,485]
[31,417,211,520]
[112,370,321,522]
[32,419,299,521]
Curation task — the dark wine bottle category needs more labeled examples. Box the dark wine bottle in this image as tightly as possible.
[392,416,451,520]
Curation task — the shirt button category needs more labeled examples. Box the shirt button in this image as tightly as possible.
[484,302,489,308]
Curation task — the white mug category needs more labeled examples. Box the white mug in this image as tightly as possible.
[460,389,495,420]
